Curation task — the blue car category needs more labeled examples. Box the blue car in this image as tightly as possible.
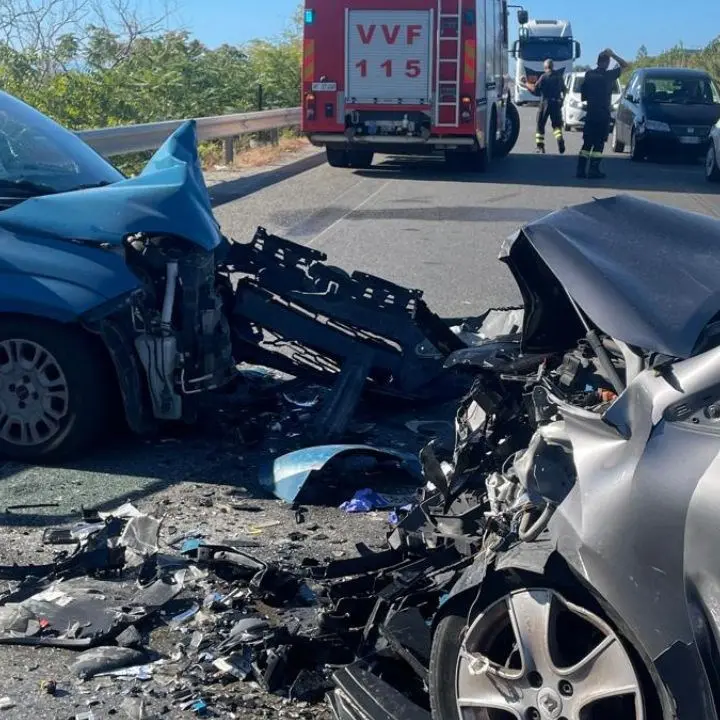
[0,90,236,461]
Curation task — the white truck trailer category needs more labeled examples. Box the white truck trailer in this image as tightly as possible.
[511,18,581,105]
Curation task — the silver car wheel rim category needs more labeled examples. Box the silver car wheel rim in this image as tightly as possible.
[456,588,645,720]
[0,339,69,446]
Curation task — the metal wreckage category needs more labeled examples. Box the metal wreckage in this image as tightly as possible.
[4,116,720,719]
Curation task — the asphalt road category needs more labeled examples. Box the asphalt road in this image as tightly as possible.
[0,106,718,720]
[1,105,718,539]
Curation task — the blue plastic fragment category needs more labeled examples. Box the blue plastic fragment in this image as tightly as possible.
[191,699,207,714]
[180,538,203,554]
[388,503,414,526]
[260,445,423,504]
[340,488,390,513]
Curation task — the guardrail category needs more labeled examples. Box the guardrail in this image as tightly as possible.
[77,107,302,161]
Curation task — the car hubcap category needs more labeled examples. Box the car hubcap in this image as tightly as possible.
[0,339,69,446]
[456,589,645,719]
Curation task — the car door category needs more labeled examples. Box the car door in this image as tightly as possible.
[617,72,640,143]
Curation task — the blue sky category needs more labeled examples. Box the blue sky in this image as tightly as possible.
[167,0,719,66]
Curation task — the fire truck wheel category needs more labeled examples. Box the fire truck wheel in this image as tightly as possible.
[471,111,495,172]
[326,148,350,168]
[347,150,374,169]
[494,102,521,159]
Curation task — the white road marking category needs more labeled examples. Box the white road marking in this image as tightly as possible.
[307,181,390,246]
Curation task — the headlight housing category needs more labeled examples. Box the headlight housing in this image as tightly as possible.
[644,120,670,132]
[569,98,584,109]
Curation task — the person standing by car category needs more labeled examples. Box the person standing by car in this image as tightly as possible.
[577,48,628,178]
[520,59,566,154]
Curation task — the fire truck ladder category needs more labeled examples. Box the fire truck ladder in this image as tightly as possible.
[435,0,461,127]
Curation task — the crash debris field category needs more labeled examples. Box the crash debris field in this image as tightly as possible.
[3,188,720,720]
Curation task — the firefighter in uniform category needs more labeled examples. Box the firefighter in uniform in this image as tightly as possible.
[520,59,565,154]
[577,48,628,178]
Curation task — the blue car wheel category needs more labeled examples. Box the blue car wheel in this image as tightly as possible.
[0,317,112,461]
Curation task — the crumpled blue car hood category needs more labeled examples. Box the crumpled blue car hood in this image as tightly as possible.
[0,120,223,251]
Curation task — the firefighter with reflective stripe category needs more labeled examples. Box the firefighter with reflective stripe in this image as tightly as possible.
[520,59,565,154]
[577,48,628,178]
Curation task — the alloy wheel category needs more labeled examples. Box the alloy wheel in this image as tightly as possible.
[456,588,645,719]
[0,338,70,446]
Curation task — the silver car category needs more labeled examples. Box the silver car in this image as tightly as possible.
[427,194,720,720]
[707,118,720,181]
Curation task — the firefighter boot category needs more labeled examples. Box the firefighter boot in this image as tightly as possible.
[535,132,545,154]
[587,157,606,179]
[576,153,588,178]
[554,128,565,154]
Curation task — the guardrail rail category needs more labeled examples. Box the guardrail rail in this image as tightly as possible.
[77,107,302,162]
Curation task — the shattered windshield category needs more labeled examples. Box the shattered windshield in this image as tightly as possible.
[0,91,123,199]
[643,75,720,105]
[519,37,573,62]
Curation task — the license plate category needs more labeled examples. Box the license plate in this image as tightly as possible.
[679,136,701,144]
[312,82,337,91]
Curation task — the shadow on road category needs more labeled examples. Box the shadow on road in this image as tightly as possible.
[209,151,325,208]
[354,151,720,195]
[272,204,551,227]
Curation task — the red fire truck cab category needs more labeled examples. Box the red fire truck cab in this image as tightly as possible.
[301,0,521,170]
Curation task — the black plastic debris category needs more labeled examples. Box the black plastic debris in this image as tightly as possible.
[329,664,431,720]
[116,625,143,649]
[70,646,146,679]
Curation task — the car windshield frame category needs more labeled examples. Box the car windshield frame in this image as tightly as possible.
[641,74,720,106]
[0,90,124,198]
[518,37,574,62]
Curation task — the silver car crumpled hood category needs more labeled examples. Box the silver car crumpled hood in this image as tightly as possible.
[500,194,720,358]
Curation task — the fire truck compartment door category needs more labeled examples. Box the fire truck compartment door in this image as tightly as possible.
[346,10,433,105]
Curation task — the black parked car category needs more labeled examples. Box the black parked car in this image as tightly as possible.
[612,66,720,161]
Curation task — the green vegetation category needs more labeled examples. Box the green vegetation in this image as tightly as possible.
[623,38,720,82]
[0,0,302,168]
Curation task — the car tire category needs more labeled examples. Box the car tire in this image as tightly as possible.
[0,317,112,462]
[630,129,644,161]
[612,125,625,153]
[430,584,652,720]
[326,148,349,168]
[706,143,720,182]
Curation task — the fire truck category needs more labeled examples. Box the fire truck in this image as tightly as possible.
[301,0,521,171]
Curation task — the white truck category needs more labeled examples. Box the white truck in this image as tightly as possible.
[511,18,581,106]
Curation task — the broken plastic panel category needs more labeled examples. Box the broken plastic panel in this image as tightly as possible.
[260,445,423,504]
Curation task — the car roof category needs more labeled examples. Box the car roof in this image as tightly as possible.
[640,66,711,79]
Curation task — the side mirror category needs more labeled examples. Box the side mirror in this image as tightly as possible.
[574,41,581,59]
[517,9,528,24]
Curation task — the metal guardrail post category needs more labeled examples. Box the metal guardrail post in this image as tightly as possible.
[223,137,235,165]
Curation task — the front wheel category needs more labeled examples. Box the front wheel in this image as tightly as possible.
[0,318,111,461]
[612,125,625,153]
[630,129,645,161]
[706,143,720,182]
[430,586,648,720]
